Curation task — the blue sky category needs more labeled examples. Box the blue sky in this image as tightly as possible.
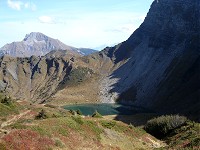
[0,0,153,49]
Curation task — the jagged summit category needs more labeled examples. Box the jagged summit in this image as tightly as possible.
[23,32,49,42]
[0,32,78,57]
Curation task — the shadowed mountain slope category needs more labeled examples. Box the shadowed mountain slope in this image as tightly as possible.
[99,0,200,119]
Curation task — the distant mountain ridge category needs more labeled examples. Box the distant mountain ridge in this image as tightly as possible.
[0,32,97,57]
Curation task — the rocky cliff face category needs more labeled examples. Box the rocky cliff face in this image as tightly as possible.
[0,55,73,102]
[0,49,113,103]
[0,32,97,57]
[100,0,200,117]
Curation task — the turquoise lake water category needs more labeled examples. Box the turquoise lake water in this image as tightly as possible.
[63,103,148,116]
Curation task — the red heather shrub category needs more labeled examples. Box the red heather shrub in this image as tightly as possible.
[2,129,55,150]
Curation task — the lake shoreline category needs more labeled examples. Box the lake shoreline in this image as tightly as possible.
[62,103,153,116]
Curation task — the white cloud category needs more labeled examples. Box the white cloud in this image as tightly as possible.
[7,0,23,10]
[7,0,36,11]
[38,16,54,24]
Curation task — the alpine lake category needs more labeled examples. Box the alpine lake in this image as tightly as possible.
[63,103,150,116]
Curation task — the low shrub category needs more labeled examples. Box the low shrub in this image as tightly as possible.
[0,94,14,106]
[101,120,116,129]
[92,110,102,118]
[69,110,77,115]
[35,109,48,119]
[55,138,65,148]
[128,123,134,129]
[76,109,82,115]
[144,115,187,138]
[1,97,12,105]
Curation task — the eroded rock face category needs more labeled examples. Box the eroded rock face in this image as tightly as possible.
[0,50,113,103]
[101,0,200,117]
[0,55,73,102]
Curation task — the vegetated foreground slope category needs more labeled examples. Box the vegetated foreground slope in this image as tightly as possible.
[0,98,199,150]
[0,100,166,150]
[99,0,200,120]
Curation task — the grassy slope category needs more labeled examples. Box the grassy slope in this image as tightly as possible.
[49,75,101,105]
[0,101,199,150]
[0,101,24,125]
[1,116,165,150]
[0,103,165,150]
[0,103,19,117]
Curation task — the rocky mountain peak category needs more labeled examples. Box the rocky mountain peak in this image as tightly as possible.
[145,0,199,28]
[0,32,97,57]
[23,32,49,42]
